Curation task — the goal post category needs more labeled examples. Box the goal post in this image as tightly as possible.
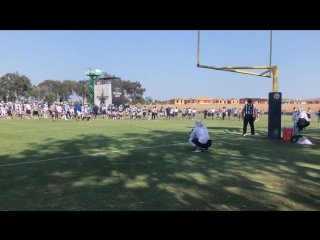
[197,30,281,139]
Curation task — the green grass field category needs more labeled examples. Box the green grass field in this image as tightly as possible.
[0,115,319,211]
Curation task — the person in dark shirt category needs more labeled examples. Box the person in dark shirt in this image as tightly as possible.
[166,107,171,119]
[93,104,99,119]
[318,109,320,123]
[242,99,256,136]
[203,109,208,119]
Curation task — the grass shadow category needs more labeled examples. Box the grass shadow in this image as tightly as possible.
[0,123,319,210]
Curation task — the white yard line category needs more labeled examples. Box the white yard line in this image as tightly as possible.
[1,120,127,133]
[3,126,90,133]
[0,142,187,168]
[0,134,247,168]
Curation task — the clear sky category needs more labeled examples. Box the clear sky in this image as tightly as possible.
[1,30,319,100]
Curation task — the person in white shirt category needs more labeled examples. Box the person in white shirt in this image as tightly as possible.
[169,108,174,118]
[43,102,48,118]
[56,104,62,118]
[189,120,212,152]
[192,108,197,120]
[292,108,310,134]
[307,107,312,119]
[187,108,192,119]
[0,101,5,118]
[174,107,179,117]
[211,108,215,120]
[25,103,31,119]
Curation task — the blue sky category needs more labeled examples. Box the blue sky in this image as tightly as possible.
[1,30,319,100]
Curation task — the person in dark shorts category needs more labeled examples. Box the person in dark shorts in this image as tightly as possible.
[189,120,212,153]
[93,104,99,119]
[7,103,12,119]
[306,107,312,119]
[33,102,39,119]
[242,99,256,136]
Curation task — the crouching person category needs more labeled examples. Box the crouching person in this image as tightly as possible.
[189,120,212,152]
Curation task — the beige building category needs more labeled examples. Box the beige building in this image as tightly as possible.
[164,97,320,105]
[227,98,239,104]
[166,98,185,104]
[239,98,268,104]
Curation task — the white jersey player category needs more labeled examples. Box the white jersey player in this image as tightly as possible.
[189,120,212,152]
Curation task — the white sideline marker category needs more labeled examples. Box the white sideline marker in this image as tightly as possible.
[0,143,186,168]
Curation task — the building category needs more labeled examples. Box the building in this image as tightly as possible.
[182,97,213,104]
[306,98,320,104]
[184,98,197,104]
[164,96,320,105]
[290,99,308,104]
[227,98,239,104]
[195,97,215,104]
[239,98,268,104]
[214,98,228,104]
[282,98,294,104]
[166,97,239,104]
[166,98,185,104]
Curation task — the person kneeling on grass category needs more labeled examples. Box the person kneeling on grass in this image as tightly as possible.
[189,120,212,152]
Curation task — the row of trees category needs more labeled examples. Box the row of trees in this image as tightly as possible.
[0,72,149,104]
[144,98,166,105]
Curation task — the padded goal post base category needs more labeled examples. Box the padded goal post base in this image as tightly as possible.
[268,92,282,140]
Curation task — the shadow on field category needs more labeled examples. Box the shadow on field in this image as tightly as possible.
[0,128,319,211]
[198,126,268,137]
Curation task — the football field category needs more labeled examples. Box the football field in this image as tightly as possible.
[0,115,319,210]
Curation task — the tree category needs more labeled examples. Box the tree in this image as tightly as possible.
[121,80,146,104]
[154,99,164,104]
[37,79,78,103]
[0,72,32,102]
[56,80,77,102]
[28,85,41,101]
[38,80,59,103]
[106,78,146,104]
[145,97,153,104]
[98,73,146,104]
[0,83,7,102]
[0,71,147,104]
[74,80,89,103]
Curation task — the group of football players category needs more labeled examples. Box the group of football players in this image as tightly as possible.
[0,101,195,121]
